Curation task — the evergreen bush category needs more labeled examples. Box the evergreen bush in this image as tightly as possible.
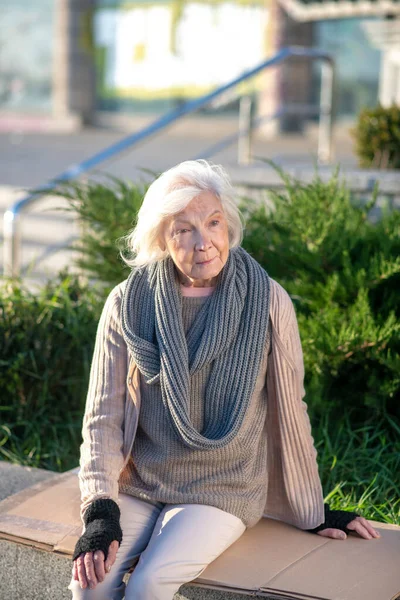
[352,104,400,169]
[47,167,400,426]
[0,271,102,470]
[240,166,400,423]
[46,175,150,291]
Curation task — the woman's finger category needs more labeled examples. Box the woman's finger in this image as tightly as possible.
[84,551,98,589]
[346,517,380,539]
[361,518,381,538]
[358,516,381,536]
[104,540,120,574]
[93,550,106,583]
[76,554,88,589]
[317,528,347,540]
[73,560,78,581]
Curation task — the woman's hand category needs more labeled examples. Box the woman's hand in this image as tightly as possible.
[73,540,120,590]
[72,498,123,589]
[316,516,381,541]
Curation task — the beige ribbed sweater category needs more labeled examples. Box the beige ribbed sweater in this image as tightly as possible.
[78,275,325,530]
[119,295,271,528]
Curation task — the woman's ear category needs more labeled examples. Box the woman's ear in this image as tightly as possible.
[157,223,167,252]
[157,236,166,252]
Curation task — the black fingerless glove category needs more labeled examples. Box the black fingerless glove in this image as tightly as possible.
[306,502,361,534]
[72,498,123,562]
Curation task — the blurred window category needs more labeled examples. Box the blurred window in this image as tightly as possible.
[312,17,381,120]
[0,0,55,111]
[93,0,267,114]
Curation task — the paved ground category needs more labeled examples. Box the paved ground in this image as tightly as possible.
[0,117,357,189]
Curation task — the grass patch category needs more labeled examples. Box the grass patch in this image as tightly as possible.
[311,408,400,524]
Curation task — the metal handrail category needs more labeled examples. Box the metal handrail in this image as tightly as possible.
[3,46,335,277]
[197,103,325,161]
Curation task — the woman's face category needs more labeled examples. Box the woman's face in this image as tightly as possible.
[161,191,230,287]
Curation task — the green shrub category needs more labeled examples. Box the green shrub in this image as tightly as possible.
[352,104,400,169]
[240,166,400,423]
[46,176,150,291]
[48,168,400,424]
[0,271,102,470]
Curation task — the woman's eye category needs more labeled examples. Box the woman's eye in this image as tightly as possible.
[210,220,220,226]
[177,228,189,234]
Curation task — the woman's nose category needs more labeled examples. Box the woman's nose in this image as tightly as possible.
[194,230,211,250]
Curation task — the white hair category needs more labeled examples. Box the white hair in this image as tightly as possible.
[121,159,244,269]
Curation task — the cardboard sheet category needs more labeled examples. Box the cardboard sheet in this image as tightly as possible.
[0,469,399,600]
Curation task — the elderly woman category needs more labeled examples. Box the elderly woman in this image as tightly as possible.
[68,160,380,600]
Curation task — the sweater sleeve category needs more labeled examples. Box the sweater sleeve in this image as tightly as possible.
[266,279,325,530]
[279,295,315,458]
[78,282,128,523]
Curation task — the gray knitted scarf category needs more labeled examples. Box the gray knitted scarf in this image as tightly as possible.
[121,246,271,450]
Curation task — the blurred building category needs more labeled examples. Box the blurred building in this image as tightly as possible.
[274,0,400,119]
[0,0,399,132]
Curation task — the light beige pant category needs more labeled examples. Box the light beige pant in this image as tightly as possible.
[68,492,246,600]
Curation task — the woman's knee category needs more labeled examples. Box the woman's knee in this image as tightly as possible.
[126,563,174,600]
[126,559,202,600]
[67,571,126,600]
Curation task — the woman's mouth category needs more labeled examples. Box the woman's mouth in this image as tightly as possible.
[197,256,216,265]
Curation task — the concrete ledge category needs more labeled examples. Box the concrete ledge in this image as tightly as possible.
[227,164,400,196]
[0,540,254,600]
[0,461,57,503]
[0,464,273,599]
[1,464,400,600]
